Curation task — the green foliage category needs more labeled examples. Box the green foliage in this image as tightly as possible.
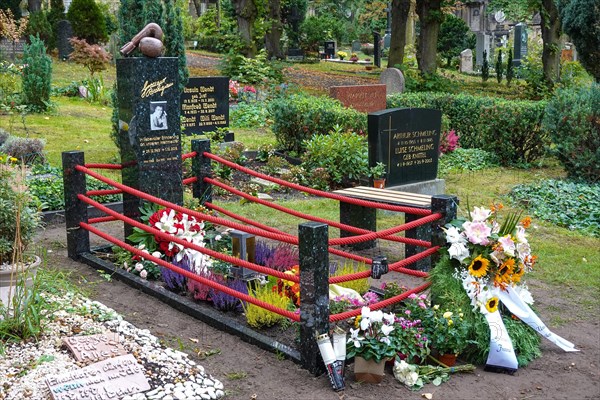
[25,11,52,48]
[66,0,108,44]
[21,36,52,112]
[509,179,600,237]
[301,127,369,187]
[268,93,367,153]
[520,51,553,100]
[495,49,504,84]
[143,0,163,25]
[191,8,239,53]
[437,14,472,68]
[0,61,23,107]
[231,101,270,128]
[330,261,370,294]
[404,70,456,93]
[506,48,514,86]
[162,0,189,91]
[117,0,146,45]
[481,50,489,82]
[542,84,600,182]
[219,49,283,85]
[299,15,345,52]
[243,285,290,328]
[559,0,600,82]
[387,92,547,165]
[438,148,499,176]
[559,61,594,89]
[0,165,41,264]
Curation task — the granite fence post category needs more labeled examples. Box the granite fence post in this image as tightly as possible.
[298,222,329,375]
[431,195,459,266]
[62,151,90,259]
[192,139,212,204]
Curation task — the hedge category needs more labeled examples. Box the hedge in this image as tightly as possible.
[268,93,367,154]
[387,92,548,165]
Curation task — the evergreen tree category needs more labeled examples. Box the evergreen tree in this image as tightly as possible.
[481,50,490,83]
[118,0,145,45]
[495,49,503,84]
[143,0,163,26]
[22,35,52,112]
[163,0,188,91]
[506,48,514,87]
[66,0,108,44]
[25,11,52,47]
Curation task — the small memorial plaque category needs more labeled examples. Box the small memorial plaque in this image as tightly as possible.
[330,85,386,113]
[46,354,151,400]
[368,108,441,186]
[181,76,229,135]
[62,333,127,363]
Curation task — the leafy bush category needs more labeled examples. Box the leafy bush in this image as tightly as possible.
[219,49,283,85]
[0,61,23,106]
[66,0,108,44]
[438,148,499,176]
[387,92,547,165]
[231,101,270,128]
[509,179,600,237]
[542,84,599,183]
[301,127,368,187]
[269,93,367,153]
[0,135,45,164]
[68,38,111,76]
[299,15,345,52]
[21,35,52,112]
[25,11,52,49]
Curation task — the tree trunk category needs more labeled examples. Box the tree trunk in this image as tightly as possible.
[387,0,411,68]
[416,0,442,75]
[191,0,202,17]
[541,0,561,87]
[265,0,283,59]
[233,0,258,57]
[28,0,42,13]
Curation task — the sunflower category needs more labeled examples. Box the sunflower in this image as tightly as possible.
[512,263,526,283]
[468,255,489,278]
[486,297,499,313]
[497,258,515,280]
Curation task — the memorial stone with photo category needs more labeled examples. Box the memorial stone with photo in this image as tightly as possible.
[181,77,229,135]
[368,108,441,187]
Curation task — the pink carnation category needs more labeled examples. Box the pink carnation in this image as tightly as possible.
[462,221,491,245]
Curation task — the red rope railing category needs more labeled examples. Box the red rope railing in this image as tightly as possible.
[80,222,299,321]
[203,152,433,216]
[84,163,122,170]
[182,151,198,161]
[206,177,433,248]
[183,176,198,185]
[87,189,123,196]
[88,216,118,224]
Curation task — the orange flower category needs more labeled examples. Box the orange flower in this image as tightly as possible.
[490,202,504,213]
[521,216,532,229]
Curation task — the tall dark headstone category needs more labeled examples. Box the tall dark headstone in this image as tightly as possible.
[373,32,382,68]
[324,40,336,59]
[368,108,441,187]
[56,20,74,60]
[513,23,528,67]
[116,57,183,236]
[181,77,229,135]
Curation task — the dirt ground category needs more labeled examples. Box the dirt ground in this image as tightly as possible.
[36,220,599,400]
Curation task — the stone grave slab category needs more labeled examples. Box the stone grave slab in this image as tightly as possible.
[330,84,386,113]
[62,333,127,363]
[181,76,229,135]
[379,68,405,95]
[46,354,150,400]
[460,49,473,73]
[368,108,441,186]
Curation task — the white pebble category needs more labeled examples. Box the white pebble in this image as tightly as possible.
[215,390,224,398]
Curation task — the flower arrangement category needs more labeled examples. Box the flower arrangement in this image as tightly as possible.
[443,204,536,314]
[346,307,398,363]
[394,360,476,390]
[439,129,459,154]
[274,265,300,306]
[337,51,347,60]
[390,316,430,362]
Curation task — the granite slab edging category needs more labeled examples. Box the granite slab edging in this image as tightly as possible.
[77,250,301,364]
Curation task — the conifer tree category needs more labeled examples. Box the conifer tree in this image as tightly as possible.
[22,35,52,111]
[162,0,188,91]
[481,50,490,83]
[143,0,163,26]
[506,48,514,87]
[495,49,503,84]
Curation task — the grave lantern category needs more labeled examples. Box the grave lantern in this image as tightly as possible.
[230,230,256,279]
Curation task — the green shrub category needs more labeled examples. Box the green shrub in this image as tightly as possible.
[0,61,22,106]
[21,36,52,112]
[301,127,368,187]
[299,15,345,52]
[269,93,367,153]
[438,148,499,176]
[509,179,600,237]
[66,0,108,44]
[481,50,489,82]
[231,101,270,128]
[219,49,283,85]
[387,92,547,165]
[542,84,600,183]
[25,11,53,49]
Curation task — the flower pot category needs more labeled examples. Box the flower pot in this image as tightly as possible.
[438,353,458,367]
[353,356,386,383]
[373,179,385,189]
[0,256,41,307]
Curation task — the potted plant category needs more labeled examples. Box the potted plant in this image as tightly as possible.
[426,305,473,366]
[349,53,359,62]
[346,307,398,383]
[0,161,42,309]
[369,162,387,188]
[337,51,347,60]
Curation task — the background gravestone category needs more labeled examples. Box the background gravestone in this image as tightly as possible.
[181,77,229,135]
[513,23,528,67]
[117,57,183,236]
[324,40,336,58]
[460,49,473,73]
[330,85,386,113]
[56,20,73,60]
[351,40,361,53]
[475,32,491,67]
[379,68,405,95]
[286,48,305,61]
[368,108,441,187]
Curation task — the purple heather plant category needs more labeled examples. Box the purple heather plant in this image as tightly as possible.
[254,241,299,272]
[211,278,248,312]
[254,240,276,267]
[187,270,225,301]
[162,256,192,292]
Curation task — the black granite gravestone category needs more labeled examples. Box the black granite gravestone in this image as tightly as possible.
[324,40,336,58]
[181,77,229,135]
[513,23,528,67]
[57,20,73,60]
[373,32,382,68]
[368,108,441,187]
[286,48,305,61]
[116,57,183,235]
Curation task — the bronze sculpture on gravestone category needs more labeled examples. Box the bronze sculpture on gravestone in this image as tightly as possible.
[120,23,164,58]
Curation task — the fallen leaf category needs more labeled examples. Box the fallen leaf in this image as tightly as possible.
[44,117,50,120]
[189,338,199,343]
[84,139,89,143]
[250,394,257,400]
[422,393,433,399]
